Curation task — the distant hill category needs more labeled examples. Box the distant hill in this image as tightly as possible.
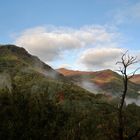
[130,74,140,84]
[56,68,94,76]
[57,68,140,98]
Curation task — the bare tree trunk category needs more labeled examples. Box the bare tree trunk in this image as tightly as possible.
[118,73,127,140]
[119,73,128,140]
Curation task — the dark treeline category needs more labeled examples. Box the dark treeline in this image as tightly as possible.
[0,87,140,140]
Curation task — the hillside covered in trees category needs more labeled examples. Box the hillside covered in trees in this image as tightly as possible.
[0,45,139,140]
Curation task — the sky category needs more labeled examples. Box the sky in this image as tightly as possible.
[0,0,140,71]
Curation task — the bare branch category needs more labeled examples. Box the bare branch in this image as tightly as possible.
[126,56,138,67]
[128,67,140,79]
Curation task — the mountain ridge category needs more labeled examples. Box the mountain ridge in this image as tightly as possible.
[0,44,64,79]
[57,68,140,98]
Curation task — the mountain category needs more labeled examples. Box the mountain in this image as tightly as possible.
[0,45,98,101]
[56,68,94,76]
[57,68,140,98]
[0,44,63,79]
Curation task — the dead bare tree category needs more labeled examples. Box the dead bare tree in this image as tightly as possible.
[116,51,140,140]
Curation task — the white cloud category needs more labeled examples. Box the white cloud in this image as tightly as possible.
[78,47,123,70]
[15,25,119,62]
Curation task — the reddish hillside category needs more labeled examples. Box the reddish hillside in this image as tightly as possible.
[56,68,94,76]
[57,68,117,84]
[56,68,140,97]
[57,68,121,89]
[130,74,140,84]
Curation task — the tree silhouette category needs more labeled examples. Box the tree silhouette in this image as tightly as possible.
[116,51,140,140]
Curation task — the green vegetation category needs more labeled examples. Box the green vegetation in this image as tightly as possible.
[0,87,140,140]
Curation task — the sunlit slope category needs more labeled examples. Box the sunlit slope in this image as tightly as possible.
[130,74,140,85]
[57,68,140,98]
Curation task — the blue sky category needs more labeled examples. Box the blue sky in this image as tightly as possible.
[0,0,140,71]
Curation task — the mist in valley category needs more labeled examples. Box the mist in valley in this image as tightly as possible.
[78,80,100,94]
[0,72,12,93]
[125,97,140,106]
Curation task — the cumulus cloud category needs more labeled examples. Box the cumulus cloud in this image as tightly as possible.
[78,47,123,70]
[15,25,118,62]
